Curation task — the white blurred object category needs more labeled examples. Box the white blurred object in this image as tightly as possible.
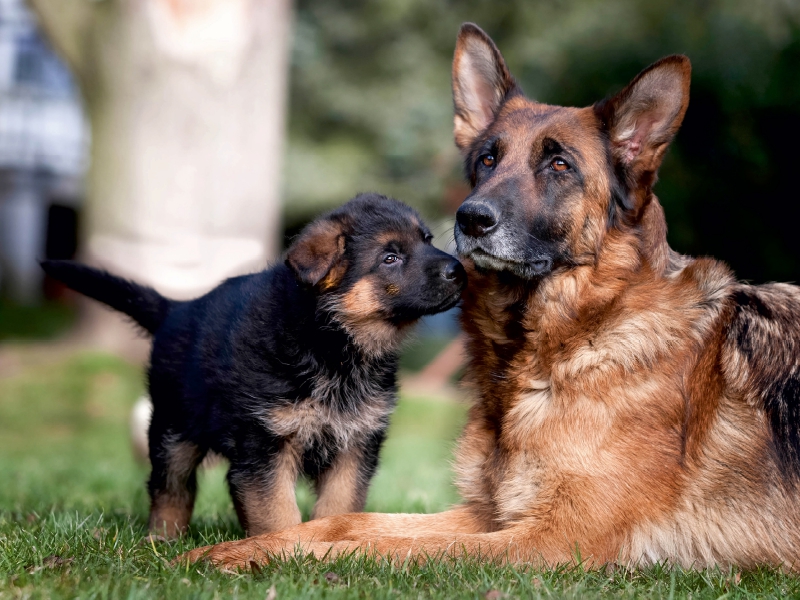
[129,395,152,463]
[28,0,292,301]
[145,0,251,86]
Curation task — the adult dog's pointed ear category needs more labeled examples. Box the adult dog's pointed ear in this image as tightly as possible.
[452,23,519,152]
[595,55,691,219]
[286,219,347,287]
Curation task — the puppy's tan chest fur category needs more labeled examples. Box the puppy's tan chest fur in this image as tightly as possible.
[262,397,392,449]
[258,369,394,451]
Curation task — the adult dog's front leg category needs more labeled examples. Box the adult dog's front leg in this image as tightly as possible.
[181,529,544,571]
[179,506,488,567]
[299,506,489,540]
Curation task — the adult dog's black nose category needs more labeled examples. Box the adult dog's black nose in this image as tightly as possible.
[456,202,498,237]
[441,258,466,285]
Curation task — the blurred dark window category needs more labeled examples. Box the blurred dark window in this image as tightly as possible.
[45,204,77,261]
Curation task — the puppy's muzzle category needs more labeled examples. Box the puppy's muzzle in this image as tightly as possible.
[441,258,466,286]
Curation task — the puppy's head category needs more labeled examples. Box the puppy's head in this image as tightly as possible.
[286,193,466,357]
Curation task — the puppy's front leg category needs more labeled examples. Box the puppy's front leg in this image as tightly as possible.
[228,439,302,536]
[312,443,375,519]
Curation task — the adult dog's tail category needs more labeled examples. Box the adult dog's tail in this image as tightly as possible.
[41,260,171,334]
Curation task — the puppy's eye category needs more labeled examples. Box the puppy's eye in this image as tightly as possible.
[550,158,569,172]
[383,254,401,265]
[481,154,495,168]
[424,234,433,243]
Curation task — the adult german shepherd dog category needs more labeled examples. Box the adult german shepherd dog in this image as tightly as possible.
[183,24,800,570]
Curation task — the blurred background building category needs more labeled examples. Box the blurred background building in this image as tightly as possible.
[1,0,799,358]
[0,0,86,304]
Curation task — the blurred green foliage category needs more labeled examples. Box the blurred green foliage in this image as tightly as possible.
[0,300,75,341]
[285,0,800,283]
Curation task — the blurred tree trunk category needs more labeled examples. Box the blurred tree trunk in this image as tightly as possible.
[28,0,292,356]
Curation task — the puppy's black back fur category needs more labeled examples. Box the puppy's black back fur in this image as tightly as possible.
[148,265,393,455]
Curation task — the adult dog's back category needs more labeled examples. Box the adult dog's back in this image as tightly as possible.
[183,24,800,570]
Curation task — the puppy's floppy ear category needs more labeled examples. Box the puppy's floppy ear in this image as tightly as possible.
[595,55,691,219]
[286,219,346,287]
[452,23,518,153]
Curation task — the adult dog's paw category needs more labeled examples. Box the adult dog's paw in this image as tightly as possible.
[176,538,282,572]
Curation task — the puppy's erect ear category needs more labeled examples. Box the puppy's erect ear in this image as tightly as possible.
[595,55,691,218]
[452,23,518,152]
[286,219,346,287]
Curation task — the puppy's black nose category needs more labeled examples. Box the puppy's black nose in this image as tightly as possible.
[441,258,466,285]
[456,202,498,237]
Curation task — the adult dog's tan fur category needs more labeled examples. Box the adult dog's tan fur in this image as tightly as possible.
[182,24,800,570]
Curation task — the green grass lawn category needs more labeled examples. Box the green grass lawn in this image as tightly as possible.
[1,351,798,598]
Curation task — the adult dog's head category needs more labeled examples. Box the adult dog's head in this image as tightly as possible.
[452,23,690,280]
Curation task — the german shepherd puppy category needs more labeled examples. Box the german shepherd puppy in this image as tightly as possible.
[182,24,800,570]
[42,193,466,538]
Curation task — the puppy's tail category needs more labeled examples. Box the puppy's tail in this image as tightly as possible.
[41,260,171,334]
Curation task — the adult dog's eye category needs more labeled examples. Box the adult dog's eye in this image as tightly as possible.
[550,158,569,172]
[481,154,495,168]
[383,254,401,265]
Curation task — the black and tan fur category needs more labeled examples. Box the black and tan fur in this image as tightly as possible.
[42,194,465,538]
[182,24,800,570]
